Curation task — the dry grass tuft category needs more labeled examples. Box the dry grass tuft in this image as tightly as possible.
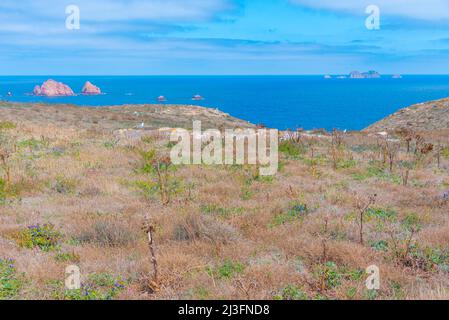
[172,213,240,245]
[72,216,139,247]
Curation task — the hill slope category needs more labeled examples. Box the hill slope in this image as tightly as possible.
[0,102,255,131]
[365,97,449,132]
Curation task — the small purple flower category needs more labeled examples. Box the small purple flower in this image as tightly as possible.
[0,257,14,265]
[443,190,449,201]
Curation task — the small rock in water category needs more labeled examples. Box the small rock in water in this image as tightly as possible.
[82,81,102,95]
[192,94,204,101]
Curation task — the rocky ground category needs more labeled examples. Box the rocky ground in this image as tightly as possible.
[0,101,448,300]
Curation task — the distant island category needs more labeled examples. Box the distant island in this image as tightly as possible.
[325,70,386,79]
[349,70,381,79]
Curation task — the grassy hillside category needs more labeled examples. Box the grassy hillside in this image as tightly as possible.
[0,102,255,131]
[0,102,448,300]
[365,97,449,132]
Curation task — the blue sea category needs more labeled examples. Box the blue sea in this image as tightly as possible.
[1,75,449,130]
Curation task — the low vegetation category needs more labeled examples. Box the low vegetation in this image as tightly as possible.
[0,102,448,300]
[0,258,21,299]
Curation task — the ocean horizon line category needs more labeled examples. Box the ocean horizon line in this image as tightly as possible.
[2,74,449,77]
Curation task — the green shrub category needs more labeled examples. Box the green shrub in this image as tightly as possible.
[54,252,80,263]
[315,261,342,289]
[16,224,61,251]
[423,248,449,267]
[138,149,157,174]
[17,138,46,151]
[408,247,449,272]
[279,141,304,158]
[0,178,31,204]
[62,273,126,300]
[401,213,422,231]
[0,178,6,203]
[201,204,245,219]
[206,261,245,280]
[345,287,357,299]
[191,286,210,300]
[442,147,449,159]
[255,175,274,184]
[314,262,364,290]
[366,207,398,221]
[0,121,16,130]
[141,136,155,144]
[313,293,330,300]
[274,285,309,300]
[337,159,357,169]
[135,178,183,202]
[390,282,405,300]
[166,141,178,149]
[270,202,309,227]
[137,149,180,205]
[425,248,449,272]
[352,165,385,181]
[103,141,117,149]
[0,258,21,299]
[370,240,389,251]
[240,187,254,200]
[50,147,65,157]
[365,289,378,300]
[134,180,159,198]
[353,163,402,184]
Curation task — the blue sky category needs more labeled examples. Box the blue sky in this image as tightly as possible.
[1,0,449,75]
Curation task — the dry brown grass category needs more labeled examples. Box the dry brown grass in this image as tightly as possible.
[0,103,448,300]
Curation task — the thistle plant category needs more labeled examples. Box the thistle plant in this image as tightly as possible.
[139,149,177,206]
[142,218,159,293]
[0,133,17,184]
[152,156,174,206]
[354,193,377,245]
[0,148,12,183]
[330,129,345,170]
[381,137,400,173]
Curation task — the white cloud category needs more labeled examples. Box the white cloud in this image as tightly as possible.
[290,0,449,20]
[0,0,233,22]
[0,0,234,38]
